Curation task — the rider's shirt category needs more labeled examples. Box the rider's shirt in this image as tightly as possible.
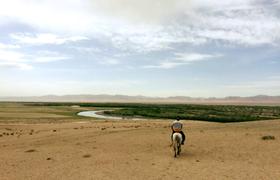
[172,121,183,132]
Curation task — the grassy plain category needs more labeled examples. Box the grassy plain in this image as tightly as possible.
[0,102,95,123]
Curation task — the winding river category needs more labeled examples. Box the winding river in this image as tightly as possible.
[77,110,144,120]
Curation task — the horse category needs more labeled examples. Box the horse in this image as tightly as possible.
[172,132,182,158]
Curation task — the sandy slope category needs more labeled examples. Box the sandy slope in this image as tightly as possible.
[0,119,279,180]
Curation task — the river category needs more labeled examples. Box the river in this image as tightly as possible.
[77,110,144,120]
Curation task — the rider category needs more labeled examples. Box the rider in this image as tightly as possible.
[171,117,186,145]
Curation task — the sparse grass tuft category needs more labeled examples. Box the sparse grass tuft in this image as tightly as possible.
[25,149,37,153]
[261,135,276,140]
[83,154,91,158]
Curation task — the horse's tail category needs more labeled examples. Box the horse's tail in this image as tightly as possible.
[175,134,180,143]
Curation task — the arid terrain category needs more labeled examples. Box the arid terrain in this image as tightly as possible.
[0,103,280,180]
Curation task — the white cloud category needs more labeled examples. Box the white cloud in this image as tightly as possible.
[10,33,88,45]
[0,43,25,70]
[34,56,69,63]
[175,53,221,62]
[144,61,186,69]
[0,49,25,62]
[0,0,98,34]
[0,0,279,53]
[90,0,191,24]
[0,43,20,49]
[101,0,280,51]
[32,50,70,63]
[0,48,70,70]
[144,52,221,69]
[99,58,120,65]
[0,62,33,70]
[0,49,33,70]
[191,8,280,46]
[72,47,102,54]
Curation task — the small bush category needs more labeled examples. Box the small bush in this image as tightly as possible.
[262,135,275,140]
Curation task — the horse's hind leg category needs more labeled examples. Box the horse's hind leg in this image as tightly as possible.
[177,144,181,155]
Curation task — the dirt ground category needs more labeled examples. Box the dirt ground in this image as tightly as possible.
[0,119,280,180]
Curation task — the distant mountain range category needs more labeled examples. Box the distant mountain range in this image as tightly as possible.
[1,94,280,105]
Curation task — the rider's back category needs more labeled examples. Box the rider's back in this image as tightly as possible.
[172,120,183,132]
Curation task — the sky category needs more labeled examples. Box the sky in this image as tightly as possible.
[0,0,280,97]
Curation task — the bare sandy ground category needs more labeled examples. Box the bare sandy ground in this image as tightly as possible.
[0,119,279,180]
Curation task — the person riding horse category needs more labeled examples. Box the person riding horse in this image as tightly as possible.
[171,118,186,145]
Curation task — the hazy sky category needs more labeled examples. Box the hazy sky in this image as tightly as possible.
[0,0,280,97]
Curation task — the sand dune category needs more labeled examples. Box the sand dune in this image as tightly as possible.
[0,119,279,180]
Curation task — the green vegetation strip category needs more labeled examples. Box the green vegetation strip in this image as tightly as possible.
[26,102,280,123]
